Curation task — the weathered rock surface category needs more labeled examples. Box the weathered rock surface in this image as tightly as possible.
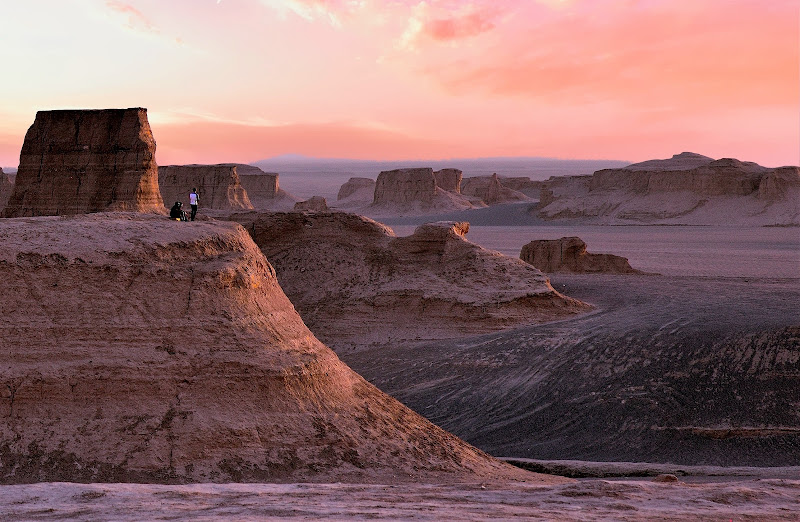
[494,177,542,198]
[337,177,375,201]
[220,164,298,211]
[520,237,642,274]
[158,164,253,210]
[0,213,539,484]
[294,196,328,212]
[2,108,164,217]
[433,168,463,193]
[536,152,800,225]
[224,211,589,350]
[0,169,13,213]
[461,174,531,204]
[369,168,478,216]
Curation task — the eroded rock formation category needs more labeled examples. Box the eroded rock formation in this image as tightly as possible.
[294,196,328,212]
[520,237,642,274]
[462,174,531,205]
[536,152,800,225]
[0,214,536,484]
[369,168,477,215]
[0,169,13,213]
[337,177,375,201]
[158,164,253,210]
[433,168,463,193]
[224,211,589,350]
[2,108,164,217]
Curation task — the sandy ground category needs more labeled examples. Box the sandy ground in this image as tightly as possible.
[1,479,799,520]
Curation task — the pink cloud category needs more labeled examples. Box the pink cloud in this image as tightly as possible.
[106,1,159,34]
[424,9,497,41]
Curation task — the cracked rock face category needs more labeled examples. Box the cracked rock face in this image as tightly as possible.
[2,108,164,217]
[0,213,533,484]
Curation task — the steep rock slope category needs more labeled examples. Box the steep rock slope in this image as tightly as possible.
[3,108,164,217]
[222,163,299,210]
[536,152,800,225]
[0,214,538,484]
[158,164,253,210]
[225,211,589,350]
[461,174,531,204]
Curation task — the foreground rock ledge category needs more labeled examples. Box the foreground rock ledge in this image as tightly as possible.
[0,214,544,485]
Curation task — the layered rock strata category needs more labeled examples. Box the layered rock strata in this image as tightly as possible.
[536,152,800,225]
[2,108,164,217]
[520,237,642,274]
[0,214,537,484]
[158,164,253,210]
[432,168,463,193]
[225,211,589,350]
[370,168,477,215]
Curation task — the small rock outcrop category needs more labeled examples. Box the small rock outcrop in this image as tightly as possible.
[461,174,531,204]
[536,153,800,225]
[224,211,589,350]
[0,214,537,484]
[520,237,642,274]
[294,196,328,212]
[337,177,376,201]
[433,168,463,193]
[158,164,253,210]
[2,108,164,217]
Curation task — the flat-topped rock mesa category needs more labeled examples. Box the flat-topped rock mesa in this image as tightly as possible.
[520,237,643,274]
[536,152,800,225]
[158,164,253,210]
[2,108,164,217]
[224,211,590,350]
[0,214,541,485]
[461,174,532,204]
[294,196,328,212]
[0,169,13,213]
[367,168,479,215]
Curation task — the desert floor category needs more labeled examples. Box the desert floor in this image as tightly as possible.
[1,214,797,520]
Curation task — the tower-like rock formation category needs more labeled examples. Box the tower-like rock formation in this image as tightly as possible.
[2,108,164,217]
[158,164,253,210]
[433,168,463,193]
[0,214,535,484]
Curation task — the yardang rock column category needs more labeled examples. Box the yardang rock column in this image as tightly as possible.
[2,108,164,217]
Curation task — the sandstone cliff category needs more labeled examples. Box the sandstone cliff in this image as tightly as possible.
[367,168,478,216]
[221,163,298,210]
[224,211,589,350]
[461,174,532,204]
[433,168,462,193]
[536,152,800,225]
[2,108,164,217]
[158,164,253,211]
[0,213,537,484]
[520,237,643,274]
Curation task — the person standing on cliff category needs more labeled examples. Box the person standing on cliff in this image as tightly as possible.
[189,188,199,221]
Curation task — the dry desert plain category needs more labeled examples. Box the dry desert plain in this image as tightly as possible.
[2,110,800,520]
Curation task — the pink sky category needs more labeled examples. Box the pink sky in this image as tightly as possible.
[0,0,797,167]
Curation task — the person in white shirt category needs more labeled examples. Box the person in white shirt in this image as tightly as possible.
[189,188,199,221]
